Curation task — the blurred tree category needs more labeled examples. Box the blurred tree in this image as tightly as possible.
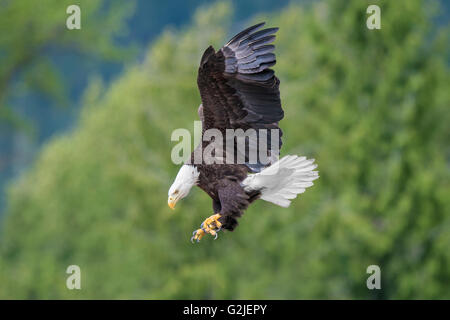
[0,0,135,211]
[0,0,134,130]
[0,0,448,299]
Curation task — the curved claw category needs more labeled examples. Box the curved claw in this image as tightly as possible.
[190,236,200,244]
[191,229,202,243]
[215,226,223,239]
[190,230,197,243]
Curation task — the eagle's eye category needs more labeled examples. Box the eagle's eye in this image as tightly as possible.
[173,190,179,195]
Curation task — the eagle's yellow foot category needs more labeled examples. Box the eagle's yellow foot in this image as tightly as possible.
[190,214,222,243]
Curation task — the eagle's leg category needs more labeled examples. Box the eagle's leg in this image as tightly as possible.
[191,213,222,243]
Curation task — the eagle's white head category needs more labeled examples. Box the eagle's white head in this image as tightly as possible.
[168,165,200,209]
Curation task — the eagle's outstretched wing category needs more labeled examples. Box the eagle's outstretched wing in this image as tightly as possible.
[197,22,284,171]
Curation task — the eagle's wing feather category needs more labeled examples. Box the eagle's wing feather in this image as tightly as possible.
[197,23,284,170]
[197,22,283,129]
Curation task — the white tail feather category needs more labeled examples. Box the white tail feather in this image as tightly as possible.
[242,155,319,207]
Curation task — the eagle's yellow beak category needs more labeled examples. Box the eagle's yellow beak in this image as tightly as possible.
[168,197,177,210]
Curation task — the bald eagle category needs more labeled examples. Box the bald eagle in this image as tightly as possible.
[168,22,319,242]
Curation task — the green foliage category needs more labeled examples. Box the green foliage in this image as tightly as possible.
[0,0,449,299]
[0,0,135,130]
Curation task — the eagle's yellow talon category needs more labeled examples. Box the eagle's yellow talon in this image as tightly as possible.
[204,213,222,228]
[191,213,222,242]
[191,228,205,243]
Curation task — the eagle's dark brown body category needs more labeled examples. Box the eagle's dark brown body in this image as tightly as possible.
[190,150,261,230]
